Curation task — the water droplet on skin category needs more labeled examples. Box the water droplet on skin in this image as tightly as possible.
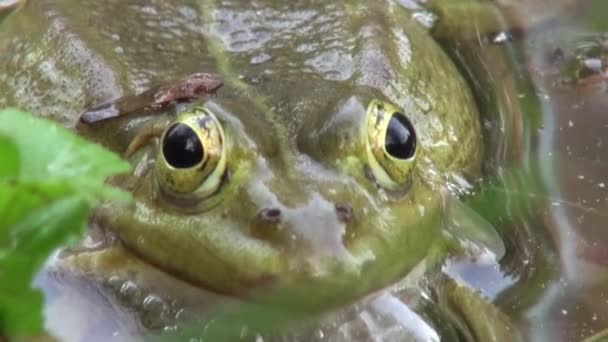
[117,280,142,308]
[492,32,512,44]
[104,275,123,291]
[142,295,166,312]
[141,295,169,328]
[250,53,271,64]
[412,11,437,28]
[316,329,325,339]
[163,325,178,331]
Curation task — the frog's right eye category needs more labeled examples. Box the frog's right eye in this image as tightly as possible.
[162,123,205,168]
[364,100,417,191]
[155,106,227,200]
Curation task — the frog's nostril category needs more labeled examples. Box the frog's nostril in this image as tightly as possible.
[257,208,282,224]
[335,203,354,223]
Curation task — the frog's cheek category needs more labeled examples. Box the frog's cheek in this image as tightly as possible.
[95,202,287,293]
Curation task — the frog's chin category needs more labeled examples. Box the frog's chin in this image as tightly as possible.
[46,243,429,335]
[61,215,429,317]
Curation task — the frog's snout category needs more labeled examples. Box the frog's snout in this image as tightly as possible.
[257,207,283,224]
[334,203,354,223]
[250,195,360,275]
[256,203,354,225]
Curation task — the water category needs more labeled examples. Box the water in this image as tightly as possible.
[517,3,608,339]
[445,1,608,340]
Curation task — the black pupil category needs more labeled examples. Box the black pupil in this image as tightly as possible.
[162,123,204,168]
[385,113,416,159]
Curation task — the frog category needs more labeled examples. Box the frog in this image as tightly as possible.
[0,0,566,340]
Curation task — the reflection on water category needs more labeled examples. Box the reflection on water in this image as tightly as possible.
[434,1,608,340]
[521,3,608,339]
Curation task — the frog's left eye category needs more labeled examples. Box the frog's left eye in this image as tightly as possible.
[155,106,226,200]
[365,99,417,191]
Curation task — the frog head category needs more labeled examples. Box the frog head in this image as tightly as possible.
[96,93,479,303]
[78,4,482,303]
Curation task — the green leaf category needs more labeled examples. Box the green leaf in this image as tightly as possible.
[0,108,130,185]
[0,197,88,337]
[0,108,131,338]
[0,135,19,179]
